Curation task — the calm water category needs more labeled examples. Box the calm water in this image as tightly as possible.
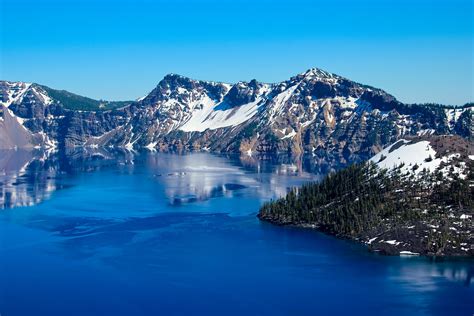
[0,149,472,316]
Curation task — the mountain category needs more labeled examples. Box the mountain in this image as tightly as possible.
[258,135,474,256]
[0,81,133,149]
[1,69,472,164]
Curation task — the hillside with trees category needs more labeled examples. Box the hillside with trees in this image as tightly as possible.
[259,136,474,256]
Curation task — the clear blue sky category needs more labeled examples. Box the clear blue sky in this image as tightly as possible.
[0,0,472,105]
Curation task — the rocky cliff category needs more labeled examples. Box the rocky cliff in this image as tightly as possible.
[1,69,472,162]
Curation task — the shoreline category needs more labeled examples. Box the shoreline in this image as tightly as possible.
[258,214,474,258]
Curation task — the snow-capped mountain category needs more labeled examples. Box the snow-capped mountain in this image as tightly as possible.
[1,68,472,162]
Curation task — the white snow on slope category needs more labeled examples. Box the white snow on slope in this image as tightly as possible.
[268,84,299,119]
[370,140,440,174]
[32,86,53,105]
[444,108,463,126]
[0,82,34,129]
[370,139,469,178]
[179,96,264,132]
[1,82,32,108]
[281,129,297,140]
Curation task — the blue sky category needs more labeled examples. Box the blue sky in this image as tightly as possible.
[0,0,472,104]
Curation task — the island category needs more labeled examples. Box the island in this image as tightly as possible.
[259,135,474,256]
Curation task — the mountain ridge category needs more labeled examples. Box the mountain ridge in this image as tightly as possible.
[1,68,472,164]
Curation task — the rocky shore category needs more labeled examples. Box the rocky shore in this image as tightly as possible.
[258,213,474,257]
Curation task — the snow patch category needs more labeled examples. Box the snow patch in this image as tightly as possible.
[367,237,377,245]
[281,130,297,140]
[384,240,401,245]
[1,82,32,108]
[268,84,299,119]
[146,142,157,150]
[399,251,420,256]
[370,139,466,177]
[179,96,264,132]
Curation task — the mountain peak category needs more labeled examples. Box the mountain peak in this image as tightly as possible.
[159,73,230,88]
[299,68,337,79]
[162,73,193,82]
[156,73,198,92]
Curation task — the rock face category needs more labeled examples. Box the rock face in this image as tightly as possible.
[1,69,472,162]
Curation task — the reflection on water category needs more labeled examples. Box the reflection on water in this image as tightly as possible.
[170,183,247,205]
[0,149,59,209]
[0,148,472,316]
[434,262,473,287]
[0,148,332,210]
[393,258,474,290]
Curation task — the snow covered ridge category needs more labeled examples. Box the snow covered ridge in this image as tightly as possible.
[370,136,474,179]
[0,68,472,153]
[78,70,472,155]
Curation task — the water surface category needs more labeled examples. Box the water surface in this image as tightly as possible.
[0,150,472,315]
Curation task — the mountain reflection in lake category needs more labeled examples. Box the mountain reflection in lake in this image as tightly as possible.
[0,148,472,316]
[0,149,60,209]
[0,148,329,210]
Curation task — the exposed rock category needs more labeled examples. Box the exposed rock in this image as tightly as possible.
[0,69,472,160]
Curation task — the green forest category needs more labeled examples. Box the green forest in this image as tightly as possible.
[39,85,131,111]
[259,162,474,240]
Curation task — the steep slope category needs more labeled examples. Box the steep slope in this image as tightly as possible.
[1,69,472,159]
[0,81,47,148]
[143,69,472,161]
[0,81,132,149]
[370,135,472,179]
[259,135,474,256]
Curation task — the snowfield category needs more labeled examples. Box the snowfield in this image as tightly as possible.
[179,96,265,132]
[371,140,439,173]
[370,138,471,178]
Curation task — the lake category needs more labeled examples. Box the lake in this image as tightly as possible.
[0,149,472,315]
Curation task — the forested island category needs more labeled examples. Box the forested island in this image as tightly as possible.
[259,136,474,256]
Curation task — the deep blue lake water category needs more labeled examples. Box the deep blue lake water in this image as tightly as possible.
[0,150,473,315]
